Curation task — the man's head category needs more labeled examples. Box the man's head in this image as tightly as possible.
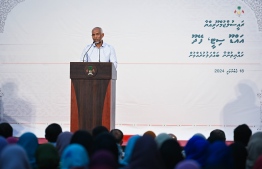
[92,125,109,138]
[207,129,226,143]
[45,123,62,143]
[92,27,104,44]
[110,129,123,145]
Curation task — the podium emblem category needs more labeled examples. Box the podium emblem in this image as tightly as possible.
[84,65,97,77]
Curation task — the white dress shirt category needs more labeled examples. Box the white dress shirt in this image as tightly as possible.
[81,42,117,69]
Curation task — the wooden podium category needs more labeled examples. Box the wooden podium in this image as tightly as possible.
[70,62,117,132]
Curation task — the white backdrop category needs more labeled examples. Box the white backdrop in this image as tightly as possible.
[0,0,262,140]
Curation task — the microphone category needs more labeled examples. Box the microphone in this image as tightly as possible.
[82,42,95,62]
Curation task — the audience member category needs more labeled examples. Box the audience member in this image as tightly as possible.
[143,130,156,138]
[17,132,39,169]
[229,142,248,169]
[159,139,184,169]
[45,123,62,146]
[6,136,18,144]
[168,133,177,140]
[0,144,31,169]
[175,160,201,169]
[207,129,226,143]
[205,141,233,169]
[125,135,162,169]
[233,124,252,146]
[61,144,89,169]
[70,130,93,156]
[93,133,119,166]
[0,122,13,138]
[120,135,141,167]
[35,143,60,169]
[246,132,262,169]
[253,155,262,169]
[56,131,73,157]
[184,134,209,167]
[90,150,118,169]
[92,125,109,138]
[0,136,8,153]
[155,133,172,148]
[110,129,124,160]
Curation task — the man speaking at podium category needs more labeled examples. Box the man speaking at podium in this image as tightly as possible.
[81,27,117,69]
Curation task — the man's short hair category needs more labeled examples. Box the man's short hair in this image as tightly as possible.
[207,129,226,143]
[110,129,123,144]
[45,123,62,142]
[92,125,109,138]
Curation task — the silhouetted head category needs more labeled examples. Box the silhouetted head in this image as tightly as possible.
[45,123,62,143]
[207,129,226,143]
[110,129,123,145]
[0,122,13,138]
[234,124,252,146]
[92,126,109,138]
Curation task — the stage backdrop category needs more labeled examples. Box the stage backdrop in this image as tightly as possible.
[0,0,262,140]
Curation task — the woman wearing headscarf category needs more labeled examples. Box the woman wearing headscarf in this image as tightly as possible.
[204,141,233,169]
[92,133,119,166]
[6,136,18,144]
[60,144,89,169]
[175,160,201,169]
[35,143,60,169]
[246,132,262,169]
[155,133,171,148]
[17,132,39,169]
[90,150,118,169]
[124,135,162,169]
[0,144,31,169]
[120,135,141,167]
[184,134,209,167]
[56,131,73,157]
[0,136,8,153]
[159,139,184,169]
[70,130,93,156]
